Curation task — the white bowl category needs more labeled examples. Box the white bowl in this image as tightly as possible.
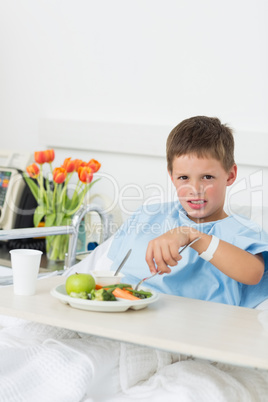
[92,270,125,287]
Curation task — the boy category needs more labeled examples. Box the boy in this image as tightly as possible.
[68,116,268,308]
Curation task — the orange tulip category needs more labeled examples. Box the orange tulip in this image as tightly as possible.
[62,157,75,173]
[78,166,93,184]
[87,159,101,173]
[26,163,40,178]
[53,167,67,184]
[34,149,55,164]
[73,159,84,172]
[34,151,47,164]
[44,149,55,163]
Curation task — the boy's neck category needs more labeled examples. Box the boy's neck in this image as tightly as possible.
[187,210,228,224]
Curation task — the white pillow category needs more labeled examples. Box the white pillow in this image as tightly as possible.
[225,204,268,233]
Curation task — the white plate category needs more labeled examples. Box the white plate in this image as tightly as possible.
[51,284,159,312]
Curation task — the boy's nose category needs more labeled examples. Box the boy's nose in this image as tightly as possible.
[189,181,204,196]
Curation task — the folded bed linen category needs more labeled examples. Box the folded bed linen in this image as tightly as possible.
[0,315,268,402]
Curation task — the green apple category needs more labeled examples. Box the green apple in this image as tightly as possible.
[65,273,95,295]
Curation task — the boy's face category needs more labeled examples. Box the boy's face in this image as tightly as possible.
[169,154,237,223]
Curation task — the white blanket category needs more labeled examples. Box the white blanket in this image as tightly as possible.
[0,315,268,402]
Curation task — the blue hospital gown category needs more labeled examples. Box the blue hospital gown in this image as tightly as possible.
[107,202,268,308]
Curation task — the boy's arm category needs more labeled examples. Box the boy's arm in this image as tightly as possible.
[145,227,264,285]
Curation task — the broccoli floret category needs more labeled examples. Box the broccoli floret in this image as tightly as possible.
[90,288,116,301]
[69,291,89,299]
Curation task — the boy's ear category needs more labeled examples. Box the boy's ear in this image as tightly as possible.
[226,164,237,186]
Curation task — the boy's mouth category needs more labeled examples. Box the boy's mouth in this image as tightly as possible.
[187,199,207,209]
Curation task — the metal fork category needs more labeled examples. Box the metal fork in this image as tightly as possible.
[134,237,201,290]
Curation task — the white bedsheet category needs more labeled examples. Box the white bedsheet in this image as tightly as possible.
[0,315,268,402]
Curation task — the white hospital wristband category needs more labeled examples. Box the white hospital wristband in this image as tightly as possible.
[199,235,220,262]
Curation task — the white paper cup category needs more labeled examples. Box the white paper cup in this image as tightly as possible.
[9,249,43,296]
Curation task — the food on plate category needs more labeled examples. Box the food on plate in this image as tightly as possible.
[112,287,140,300]
[90,288,116,301]
[65,273,95,296]
[69,291,89,299]
[66,280,153,301]
[92,270,124,287]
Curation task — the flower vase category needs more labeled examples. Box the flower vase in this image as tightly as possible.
[24,150,101,263]
[46,234,69,262]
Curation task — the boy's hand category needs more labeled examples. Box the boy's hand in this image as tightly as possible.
[146,226,265,285]
[145,227,193,274]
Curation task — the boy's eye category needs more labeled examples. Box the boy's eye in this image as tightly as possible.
[203,175,214,180]
[178,176,188,180]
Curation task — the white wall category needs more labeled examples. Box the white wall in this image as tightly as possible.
[0,0,268,225]
[1,0,268,142]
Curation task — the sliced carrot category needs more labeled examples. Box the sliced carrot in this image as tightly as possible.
[112,287,140,301]
[95,284,103,290]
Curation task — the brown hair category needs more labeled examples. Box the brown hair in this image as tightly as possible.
[166,116,235,173]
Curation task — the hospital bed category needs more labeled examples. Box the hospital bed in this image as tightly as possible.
[0,121,267,402]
